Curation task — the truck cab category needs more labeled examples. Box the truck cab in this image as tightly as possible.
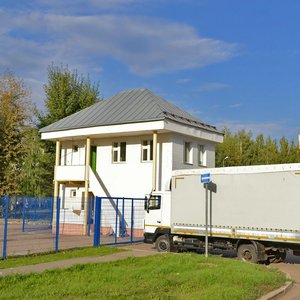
[144,191,171,246]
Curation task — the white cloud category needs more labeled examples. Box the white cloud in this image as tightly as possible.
[0,9,238,107]
[0,12,238,76]
[23,78,45,108]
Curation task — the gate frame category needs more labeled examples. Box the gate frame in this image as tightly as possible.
[93,196,145,247]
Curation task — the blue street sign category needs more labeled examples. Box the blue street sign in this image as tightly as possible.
[200,173,211,183]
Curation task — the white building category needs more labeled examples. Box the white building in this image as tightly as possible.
[40,88,223,235]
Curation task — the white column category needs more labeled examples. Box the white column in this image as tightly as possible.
[152,131,158,191]
[53,140,61,225]
[83,137,91,235]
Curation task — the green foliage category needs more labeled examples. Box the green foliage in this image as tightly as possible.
[38,64,100,128]
[0,71,32,195]
[216,129,300,167]
[19,126,53,196]
[35,64,101,195]
[0,254,286,299]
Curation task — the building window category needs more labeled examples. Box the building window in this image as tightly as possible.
[198,145,205,166]
[141,140,153,162]
[70,189,77,198]
[184,142,193,164]
[112,142,126,163]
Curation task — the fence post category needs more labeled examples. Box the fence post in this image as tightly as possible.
[87,197,92,237]
[34,197,37,220]
[50,196,54,230]
[55,197,61,252]
[121,198,125,238]
[130,199,134,243]
[14,196,17,219]
[93,197,101,247]
[22,196,26,232]
[2,195,9,260]
[115,198,119,244]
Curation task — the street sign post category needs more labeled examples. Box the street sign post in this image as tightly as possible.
[200,173,211,258]
[200,173,211,183]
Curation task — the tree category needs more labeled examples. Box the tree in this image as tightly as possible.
[0,71,32,195]
[19,126,53,196]
[264,136,279,164]
[37,64,101,195]
[216,128,300,167]
[38,64,100,128]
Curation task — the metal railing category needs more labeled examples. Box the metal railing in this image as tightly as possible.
[1,195,145,260]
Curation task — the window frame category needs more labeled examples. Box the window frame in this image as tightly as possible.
[112,142,127,163]
[184,142,193,164]
[141,140,153,162]
[198,144,205,166]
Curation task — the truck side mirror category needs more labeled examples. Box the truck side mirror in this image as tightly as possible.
[144,197,149,213]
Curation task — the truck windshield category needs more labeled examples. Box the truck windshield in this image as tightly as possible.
[144,195,161,211]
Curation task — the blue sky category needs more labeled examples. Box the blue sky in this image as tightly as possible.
[1,0,300,140]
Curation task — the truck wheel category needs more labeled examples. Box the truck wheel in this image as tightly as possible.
[237,244,258,263]
[155,235,171,252]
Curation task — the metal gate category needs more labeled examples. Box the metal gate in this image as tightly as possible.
[93,196,145,246]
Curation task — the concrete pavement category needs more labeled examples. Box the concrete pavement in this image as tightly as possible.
[274,263,300,300]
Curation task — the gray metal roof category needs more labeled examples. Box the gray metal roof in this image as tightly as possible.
[40,88,221,133]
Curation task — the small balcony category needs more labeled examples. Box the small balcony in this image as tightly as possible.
[55,165,85,182]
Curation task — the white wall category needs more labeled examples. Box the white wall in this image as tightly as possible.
[61,141,85,166]
[172,133,216,170]
[58,132,218,227]
[59,132,216,199]
[91,133,173,198]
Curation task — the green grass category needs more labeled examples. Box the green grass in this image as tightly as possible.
[0,253,286,300]
[0,246,124,269]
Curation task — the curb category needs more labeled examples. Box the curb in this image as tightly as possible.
[257,270,293,300]
[257,281,293,300]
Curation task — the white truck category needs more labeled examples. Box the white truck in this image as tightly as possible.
[144,163,300,263]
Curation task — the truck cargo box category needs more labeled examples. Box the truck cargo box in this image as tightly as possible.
[171,163,300,244]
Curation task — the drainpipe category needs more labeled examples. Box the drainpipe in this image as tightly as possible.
[53,140,61,226]
[83,137,91,235]
[152,131,158,191]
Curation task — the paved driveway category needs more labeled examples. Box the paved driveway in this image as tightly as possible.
[274,252,300,300]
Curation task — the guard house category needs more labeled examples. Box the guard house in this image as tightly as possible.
[40,88,223,234]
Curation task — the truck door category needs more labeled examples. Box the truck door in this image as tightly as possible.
[144,194,162,228]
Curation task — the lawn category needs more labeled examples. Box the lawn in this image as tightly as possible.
[0,246,124,269]
[0,253,286,300]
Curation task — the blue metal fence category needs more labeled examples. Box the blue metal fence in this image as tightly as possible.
[1,194,145,260]
[93,196,145,247]
[21,196,54,232]
[1,196,56,259]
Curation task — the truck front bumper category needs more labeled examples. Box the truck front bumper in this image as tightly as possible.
[144,232,155,244]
